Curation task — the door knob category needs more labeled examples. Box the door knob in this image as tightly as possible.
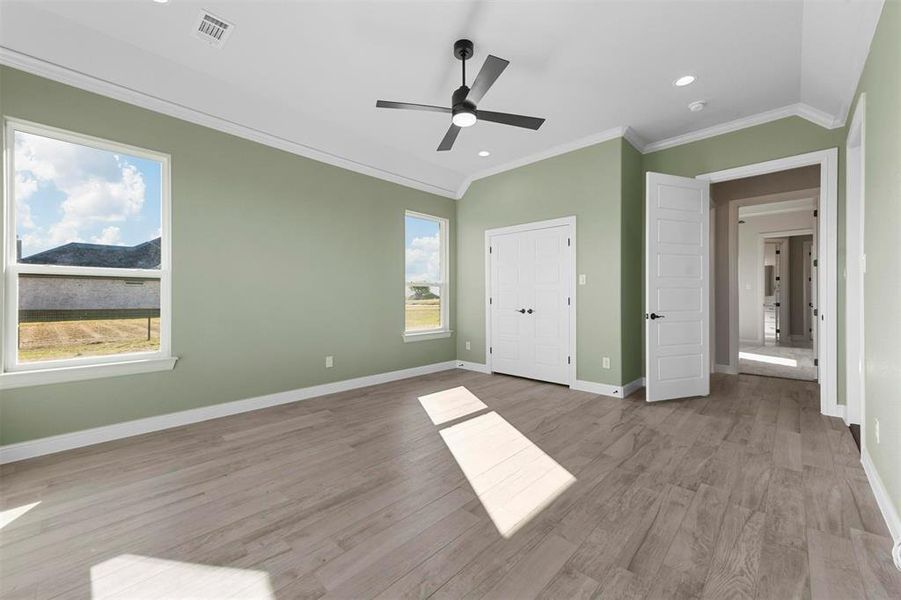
[517,308,526,314]
[649,312,665,320]
[527,309,534,314]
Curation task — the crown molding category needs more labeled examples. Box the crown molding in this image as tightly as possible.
[454,125,635,198]
[622,126,648,153]
[795,102,846,129]
[642,102,844,154]
[0,47,460,199]
[2,48,847,201]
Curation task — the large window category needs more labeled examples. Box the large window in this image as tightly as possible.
[404,211,449,340]
[2,119,173,388]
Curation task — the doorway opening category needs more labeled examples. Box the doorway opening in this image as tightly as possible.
[736,210,817,380]
[697,148,839,417]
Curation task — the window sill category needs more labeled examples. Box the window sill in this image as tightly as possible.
[0,356,178,390]
[403,330,453,343]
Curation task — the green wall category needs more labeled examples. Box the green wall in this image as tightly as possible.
[643,116,847,403]
[0,66,456,445]
[849,0,901,526]
[620,140,644,383]
[455,139,630,387]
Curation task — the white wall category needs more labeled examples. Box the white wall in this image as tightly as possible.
[738,210,815,344]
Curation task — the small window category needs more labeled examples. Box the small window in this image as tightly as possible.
[404,211,448,338]
[3,119,172,382]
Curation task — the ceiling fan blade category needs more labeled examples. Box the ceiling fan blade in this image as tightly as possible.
[437,124,461,151]
[376,100,451,114]
[477,110,545,130]
[466,55,509,104]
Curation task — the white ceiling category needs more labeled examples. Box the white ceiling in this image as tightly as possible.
[0,0,884,198]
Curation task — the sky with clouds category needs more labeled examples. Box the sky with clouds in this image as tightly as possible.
[405,215,441,283]
[14,130,162,259]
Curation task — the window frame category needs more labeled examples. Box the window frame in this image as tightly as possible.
[403,210,451,342]
[1,118,175,389]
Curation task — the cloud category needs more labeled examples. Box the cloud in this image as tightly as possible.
[14,173,38,229]
[14,131,147,255]
[92,226,123,246]
[405,233,441,282]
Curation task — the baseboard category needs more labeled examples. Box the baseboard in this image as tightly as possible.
[861,447,901,571]
[822,403,846,420]
[456,361,491,374]
[622,377,646,398]
[715,363,738,375]
[0,360,458,464]
[572,377,644,399]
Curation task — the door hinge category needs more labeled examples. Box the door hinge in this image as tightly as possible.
[814,358,819,366]
[567,297,571,306]
[489,346,493,354]
[813,259,818,267]
[776,328,781,333]
[775,276,781,281]
[489,246,492,254]
[814,209,818,217]
[567,356,571,364]
[776,250,781,255]
[567,237,571,247]
[775,302,781,307]
[489,297,493,305]
[814,308,818,316]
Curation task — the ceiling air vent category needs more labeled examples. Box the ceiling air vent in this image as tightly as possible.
[194,11,233,48]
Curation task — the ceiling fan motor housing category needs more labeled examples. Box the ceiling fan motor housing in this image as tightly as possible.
[452,86,476,113]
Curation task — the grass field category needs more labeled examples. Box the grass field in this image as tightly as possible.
[405,299,441,331]
[18,318,160,362]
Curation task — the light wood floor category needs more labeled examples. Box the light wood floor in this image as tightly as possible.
[2,371,899,599]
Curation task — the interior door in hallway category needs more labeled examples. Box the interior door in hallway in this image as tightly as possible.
[489,223,572,385]
[646,172,711,402]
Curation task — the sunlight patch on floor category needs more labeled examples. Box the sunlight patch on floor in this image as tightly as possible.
[90,554,273,599]
[438,411,576,538]
[739,351,798,367]
[418,386,488,425]
[0,501,40,531]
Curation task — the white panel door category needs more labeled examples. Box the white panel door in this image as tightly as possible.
[489,225,571,385]
[646,173,710,402]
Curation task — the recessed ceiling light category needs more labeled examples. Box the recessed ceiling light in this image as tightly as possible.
[478,151,491,157]
[688,100,707,112]
[673,75,696,87]
[153,0,169,3]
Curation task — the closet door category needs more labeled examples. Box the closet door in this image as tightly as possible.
[489,225,571,385]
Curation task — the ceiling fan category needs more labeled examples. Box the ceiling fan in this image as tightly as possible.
[376,39,546,151]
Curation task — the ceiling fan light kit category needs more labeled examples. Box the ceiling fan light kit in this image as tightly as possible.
[376,39,546,151]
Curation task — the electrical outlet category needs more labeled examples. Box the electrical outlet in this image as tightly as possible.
[875,418,880,444]
[579,274,587,285]
[465,341,471,351]
[325,355,334,368]
[602,356,611,369]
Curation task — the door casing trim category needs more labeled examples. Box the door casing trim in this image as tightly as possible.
[484,216,577,387]
[697,148,840,418]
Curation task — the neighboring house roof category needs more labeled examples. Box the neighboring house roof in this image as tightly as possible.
[20,238,161,269]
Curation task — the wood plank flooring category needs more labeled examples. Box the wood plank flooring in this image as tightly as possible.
[1,371,898,599]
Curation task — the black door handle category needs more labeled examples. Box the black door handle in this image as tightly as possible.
[527,309,534,314]
[517,308,526,314]
[649,312,665,320]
